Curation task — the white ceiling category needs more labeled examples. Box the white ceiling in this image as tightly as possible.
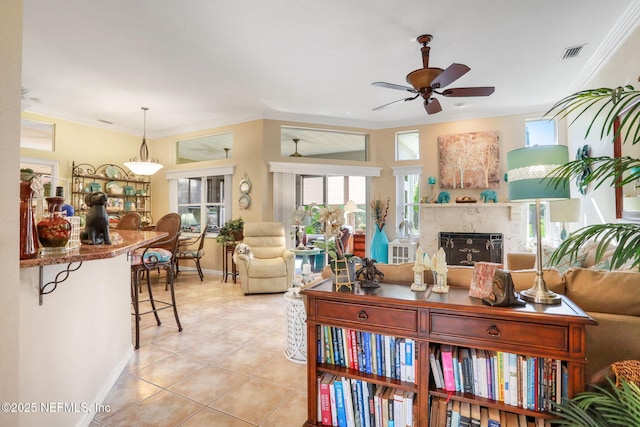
[21,0,640,139]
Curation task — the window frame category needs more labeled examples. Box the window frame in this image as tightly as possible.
[392,166,423,239]
[166,166,234,236]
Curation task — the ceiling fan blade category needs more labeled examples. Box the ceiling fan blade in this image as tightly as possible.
[441,87,495,97]
[373,94,420,111]
[424,98,442,114]
[430,63,470,89]
[372,81,417,93]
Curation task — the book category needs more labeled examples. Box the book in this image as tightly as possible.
[366,382,375,427]
[330,377,338,427]
[333,378,348,427]
[429,396,440,427]
[384,386,395,427]
[452,346,461,392]
[319,373,334,426]
[504,412,519,427]
[405,339,415,383]
[404,391,414,427]
[393,388,405,427]
[445,399,453,427]
[487,406,501,427]
[470,404,481,427]
[363,332,372,374]
[459,401,472,427]
[508,352,518,406]
[374,385,385,427]
[437,396,448,427]
[480,407,489,427]
[342,377,356,427]
[470,348,479,396]
[430,346,444,389]
[460,348,474,394]
[441,345,457,391]
[451,400,461,427]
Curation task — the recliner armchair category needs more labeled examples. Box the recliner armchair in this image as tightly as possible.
[235,222,294,294]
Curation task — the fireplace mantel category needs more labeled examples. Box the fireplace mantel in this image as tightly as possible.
[419,203,528,265]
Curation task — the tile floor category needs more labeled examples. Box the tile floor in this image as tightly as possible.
[90,271,308,427]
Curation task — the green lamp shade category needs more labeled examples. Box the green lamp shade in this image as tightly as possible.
[507,145,570,201]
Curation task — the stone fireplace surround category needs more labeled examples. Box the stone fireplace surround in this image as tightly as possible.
[419,203,528,266]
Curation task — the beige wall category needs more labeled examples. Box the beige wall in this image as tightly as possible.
[1,1,23,424]
[18,108,568,265]
[562,25,640,228]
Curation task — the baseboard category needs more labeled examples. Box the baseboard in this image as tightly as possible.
[76,346,134,427]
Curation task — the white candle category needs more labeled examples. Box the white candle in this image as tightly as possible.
[302,264,311,274]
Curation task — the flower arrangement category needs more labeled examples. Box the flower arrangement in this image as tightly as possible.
[371,197,390,231]
[317,205,345,259]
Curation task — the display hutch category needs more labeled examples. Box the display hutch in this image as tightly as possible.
[71,162,152,226]
[300,279,596,426]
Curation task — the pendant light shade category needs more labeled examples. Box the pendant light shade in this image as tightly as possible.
[124,107,164,176]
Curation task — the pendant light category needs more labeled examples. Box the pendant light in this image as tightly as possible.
[290,138,303,157]
[124,107,164,176]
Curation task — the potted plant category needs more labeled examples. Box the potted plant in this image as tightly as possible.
[551,378,640,426]
[215,217,244,245]
[545,86,640,270]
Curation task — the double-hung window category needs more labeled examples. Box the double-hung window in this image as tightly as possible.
[167,166,234,235]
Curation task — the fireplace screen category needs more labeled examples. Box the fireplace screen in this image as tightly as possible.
[438,232,503,266]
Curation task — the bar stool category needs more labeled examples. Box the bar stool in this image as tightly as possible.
[130,213,183,349]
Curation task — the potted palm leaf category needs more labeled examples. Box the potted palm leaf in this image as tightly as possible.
[551,378,640,426]
[545,86,640,270]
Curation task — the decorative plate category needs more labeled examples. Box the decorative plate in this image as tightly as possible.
[239,194,251,209]
[105,165,121,179]
[239,178,251,194]
[105,181,121,191]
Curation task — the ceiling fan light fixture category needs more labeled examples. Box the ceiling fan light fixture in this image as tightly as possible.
[124,107,164,176]
[406,68,443,91]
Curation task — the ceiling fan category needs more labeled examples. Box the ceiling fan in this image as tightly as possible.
[372,34,495,115]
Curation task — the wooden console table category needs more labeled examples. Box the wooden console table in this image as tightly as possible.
[300,279,596,426]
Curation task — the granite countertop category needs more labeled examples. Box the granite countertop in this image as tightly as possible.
[20,230,168,268]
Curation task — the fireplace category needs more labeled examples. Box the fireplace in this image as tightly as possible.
[439,232,503,266]
[419,204,527,265]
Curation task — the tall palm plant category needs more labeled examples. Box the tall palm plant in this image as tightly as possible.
[545,85,640,270]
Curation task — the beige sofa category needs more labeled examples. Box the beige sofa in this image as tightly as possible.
[321,259,640,380]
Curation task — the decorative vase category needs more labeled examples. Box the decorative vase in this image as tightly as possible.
[370,226,389,263]
[37,196,72,255]
[20,181,39,259]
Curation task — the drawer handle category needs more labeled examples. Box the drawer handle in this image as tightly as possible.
[356,310,368,320]
[487,325,501,337]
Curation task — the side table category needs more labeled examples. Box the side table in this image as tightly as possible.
[222,242,238,283]
[291,247,322,272]
[284,288,307,363]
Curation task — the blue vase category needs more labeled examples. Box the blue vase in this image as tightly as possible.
[370,226,389,263]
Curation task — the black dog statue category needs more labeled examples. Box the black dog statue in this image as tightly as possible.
[81,191,111,245]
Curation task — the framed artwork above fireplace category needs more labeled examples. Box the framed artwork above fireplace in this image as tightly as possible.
[438,130,500,189]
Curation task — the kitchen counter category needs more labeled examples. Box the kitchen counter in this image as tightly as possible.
[19,229,167,268]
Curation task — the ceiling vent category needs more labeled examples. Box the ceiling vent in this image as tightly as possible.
[562,45,584,60]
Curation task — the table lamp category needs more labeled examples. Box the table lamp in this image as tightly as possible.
[507,145,570,304]
[550,198,581,240]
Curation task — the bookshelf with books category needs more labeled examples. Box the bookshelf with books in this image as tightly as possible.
[301,279,596,426]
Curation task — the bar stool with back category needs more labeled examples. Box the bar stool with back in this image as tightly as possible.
[130,213,183,349]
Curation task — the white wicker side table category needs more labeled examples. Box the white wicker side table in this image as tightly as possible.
[284,288,307,364]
